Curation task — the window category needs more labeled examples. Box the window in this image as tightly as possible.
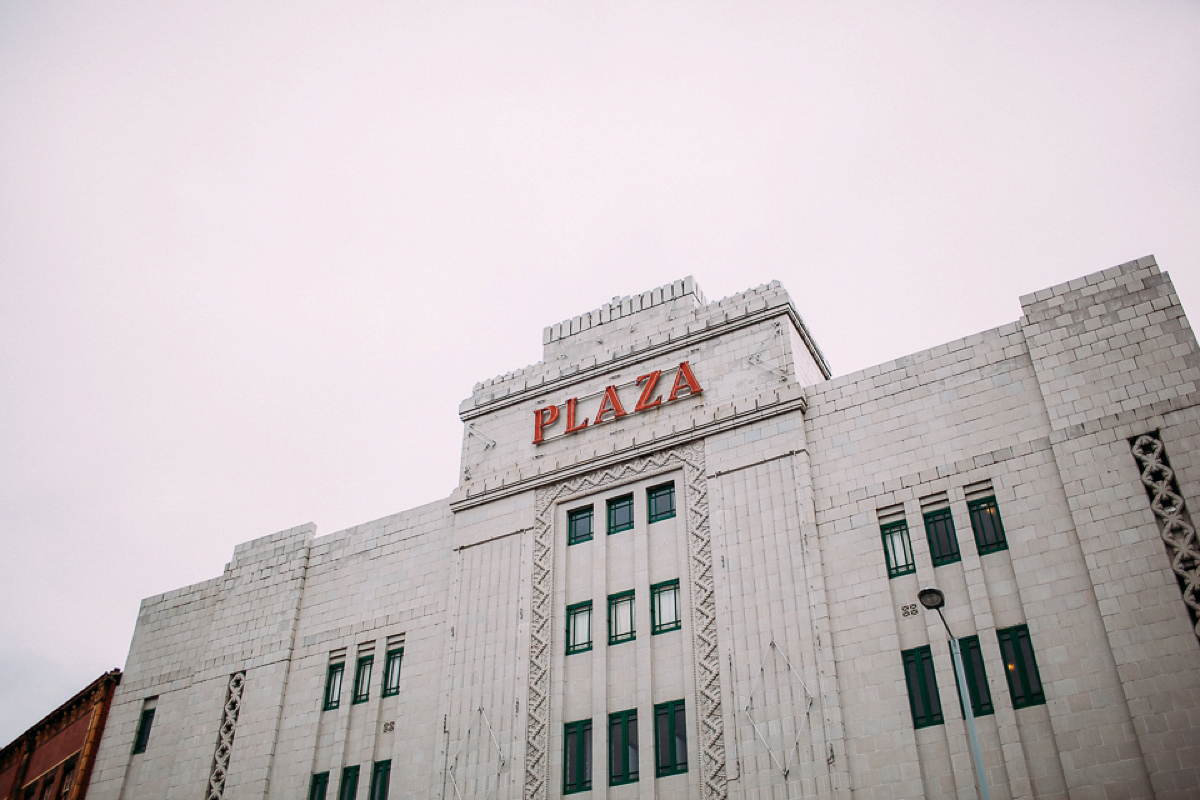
[607,494,634,534]
[997,625,1045,709]
[924,508,961,566]
[563,719,592,794]
[338,765,359,800]
[881,520,916,578]
[38,771,55,800]
[382,648,403,697]
[568,506,594,545]
[953,636,994,717]
[609,709,639,785]
[56,757,77,800]
[608,590,636,644]
[901,646,943,728]
[131,705,155,754]
[654,700,687,777]
[309,772,330,800]
[651,580,681,634]
[567,601,593,654]
[324,662,345,710]
[353,655,373,704]
[647,482,675,523]
[368,760,391,800]
[968,496,1008,554]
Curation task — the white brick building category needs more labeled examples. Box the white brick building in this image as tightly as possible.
[88,257,1200,800]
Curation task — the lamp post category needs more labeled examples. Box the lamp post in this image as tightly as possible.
[917,587,990,800]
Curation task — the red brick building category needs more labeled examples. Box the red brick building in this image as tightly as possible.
[0,670,121,800]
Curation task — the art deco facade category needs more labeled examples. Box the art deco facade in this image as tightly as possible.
[88,257,1200,800]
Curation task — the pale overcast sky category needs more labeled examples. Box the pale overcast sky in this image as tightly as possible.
[1,1,1197,742]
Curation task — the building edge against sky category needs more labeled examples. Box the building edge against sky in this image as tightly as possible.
[86,256,1200,800]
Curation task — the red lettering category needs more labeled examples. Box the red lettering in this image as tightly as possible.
[593,385,627,424]
[565,397,590,433]
[634,371,663,411]
[667,361,703,402]
[532,404,559,444]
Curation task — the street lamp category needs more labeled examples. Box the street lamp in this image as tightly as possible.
[918,587,990,800]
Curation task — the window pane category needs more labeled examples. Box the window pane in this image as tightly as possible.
[956,636,994,717]
[627,714,638,778]
[310,772,330,800]
[132,707,155,754]
[370,761,390,800]
[568,507,593,545]
[998,625,1045,709]
[968,497,1007,553]
[655,707,670,771]
[338,766,359,800]
[673,705,687,770]
[902,646,943,728]
[653,581,680,633]
[325,663,344,710]
[609,593,635,643]
[924,509,961,566]
[881,521,915,577]
[568,603,592,653]
[608,495,634,533]
[383,649,403,696]
[354,656,373,704]
[648,483,675,522]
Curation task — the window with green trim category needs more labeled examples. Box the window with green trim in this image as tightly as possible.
[647,483,675,523]
[353,655,373,704]
[324,662,345,711]
[563,719,592,794]
[609,709,639,785]
[924,508,960,566]
[651,580,681,634]
[309,772,330,800]
[608,590,636,644]
[131,705,155,754]
[337,765,359,800]
[953,635,994,717]
[654,700,687,777]
[968,497,1007,554]
[881,520,915,578]
[997,625,1045,708]
[368,760,391,800]
[901,645,943,728]
[567,601,593,654]
[607,495,634,534]
[382,648,403,697]
[568,506,594,545]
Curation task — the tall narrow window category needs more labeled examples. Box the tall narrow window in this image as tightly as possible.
[563,719,592,794]
[368,760,391,800]
[901,646,943,728]
[568,506,594,545]
[131,705,156,754]
[881,520,916,578]
[353,655,373,704]
[338,765,359,800]
[38,770,55,800]
[607,495,634,534]
[651,580,681,634]
[647,482,676,523]
[324,662,345,711]
[309,772,330,800]
[55,757,77,800]
[608,590,636,644]
[953,635,994,717]
[382,648,403,697]
[968,496,1008,554]
[654,700,687,777]
[609,709,639,785]
[567,601,593,654]
[997,625,1046,708]
[923,508,961,566]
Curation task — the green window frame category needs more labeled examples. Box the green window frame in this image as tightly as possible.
[131,707,155,754]
[368,760,391,800]
[653,700,687,777]
[338,765,359,800]
[324,662,345,711]
[968,496,1008,554]
[608,590,636,645]
[607,494,634,534]
[647,482,675,523]
[609,709,639,785]
[923,508,961,566]
[953,635,994,717]
[309,772,330,800]
[651,580,681,634]
[567,601,593,654]
[901,645,943,728]
[568,506,594,545]
[353,655,373,704]
[382,648,403,697]
[881,520,916,578]
[997,625,1045,709]
[563,719,592,794]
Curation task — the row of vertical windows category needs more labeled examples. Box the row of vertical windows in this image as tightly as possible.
[21,755,77,800]
[567,483,676,545]
[881,495,1008,578]
[324,648,404,711]
[902,624,1044,729]
[564,701,687,792]
[310,760,391,800]
[566,581,681,654]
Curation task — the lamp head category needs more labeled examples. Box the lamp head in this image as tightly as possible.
[917,587,945,611]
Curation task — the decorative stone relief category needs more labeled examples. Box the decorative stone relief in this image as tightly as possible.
[204,671,246,800]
